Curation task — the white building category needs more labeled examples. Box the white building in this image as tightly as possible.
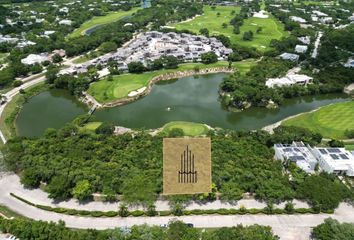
[279,52,300,61]
[274,142,317,173]
[16,40,36,48]
[344,58,354,68]
[312,147,354,176]
[59,19,72,25]
[295,44,308,53]
[21,53,49,65]
[298,36,311,45]
[274,142,354,176]
[319,17,333,24]
[290,16,307,23]
[266,74,312,88]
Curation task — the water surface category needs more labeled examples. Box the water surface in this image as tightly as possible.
[16,73,348,137]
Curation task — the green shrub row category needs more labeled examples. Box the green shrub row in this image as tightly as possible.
[10,193,324,218]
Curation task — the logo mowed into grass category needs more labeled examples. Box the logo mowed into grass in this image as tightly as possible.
[163,138,211,195]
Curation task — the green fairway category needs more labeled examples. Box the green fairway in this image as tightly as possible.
[68,8,139,38]
[171,6,288,52]
[283,101,354,139]
[88,60,256,103]
[81,122,102,131]
[162,121,209,136]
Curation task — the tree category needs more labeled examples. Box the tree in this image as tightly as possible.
[345,129,354,138]
[217,12,221,17]
[72,180,92,201]
[46,175,73,200]
[222,23,228,28]
[95,122,114,135]
[149,58,164,70]
[201,51,218,64]
[199,28,209,37]
[45,65,59,84]
[233,25,240,34]
[99,41,117,53]
[243,31,253,41]
[312,218,354,240]
[328,139,345,148]
[256,27,263,33]
[163,56,179,69]
[52,53,63,63]
[118,203,129,217]
[284,201,295,214]
[128,61,145,73]
[122,174,157,205]
[220,182,243,201]
[168,128,184,137]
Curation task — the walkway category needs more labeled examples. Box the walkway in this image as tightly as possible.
[2,174,354,240]
[311,31,323,59]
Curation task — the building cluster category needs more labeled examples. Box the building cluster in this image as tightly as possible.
[266,73,312,88]
[20,49,66,65]
[71,31,233,74]
[274,141,354,176]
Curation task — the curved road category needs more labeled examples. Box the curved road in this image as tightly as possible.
[1,174,354,240]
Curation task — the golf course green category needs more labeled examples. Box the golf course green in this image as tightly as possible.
[171,6,288,51]
[283,101,354,139]
[68,8,139,38]
[162,121,210,136]
[87,60,256,103]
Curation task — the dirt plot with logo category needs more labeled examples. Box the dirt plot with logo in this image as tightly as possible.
[163,138,211,195]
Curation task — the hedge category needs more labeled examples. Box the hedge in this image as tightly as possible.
[10,193,327,218]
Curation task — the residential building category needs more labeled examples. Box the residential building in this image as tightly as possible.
[298,36,311,45]
[279,52,300,61]
[21,53,49,65]
[266,74,312,88]
[290,16,307,23]
[295,44,308,53]
[312,147,354,176]
[274,142,317,173]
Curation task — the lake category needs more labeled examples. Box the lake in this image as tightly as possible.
[16,73,349,137]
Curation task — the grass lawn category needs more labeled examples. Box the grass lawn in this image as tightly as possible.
[88,60,256,103]
[171,6,288,52]
[162,121,209,136]
[283,101,354,139]
[0,53,8,64]
[68,8,139,38]
[345,145,354,151]
[80,122,102,132]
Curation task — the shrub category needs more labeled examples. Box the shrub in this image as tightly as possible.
[118,204,129,217]
[295,208,311,214]
[274,208,284,214]
[67,209,78,215]
[91,211,104,217]
[248,208,262,214]
[345,129,354,138]
[36,205,53,211]
[131,210,145,217]
[216,208,230,215]
[53,208,67,213]
[105,211,118,217]
[78,210,91,215]
[13,80,22,87]
[159,211,171,216]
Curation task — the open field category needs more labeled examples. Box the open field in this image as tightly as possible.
[68,8,139,38]
[162,121,210,136]
[171,6,288,51]
[88,60,256,103]
[283,101,354,139]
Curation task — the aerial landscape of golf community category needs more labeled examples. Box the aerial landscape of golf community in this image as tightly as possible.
[0,0,354,239]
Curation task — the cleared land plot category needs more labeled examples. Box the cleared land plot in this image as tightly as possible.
[68,8,139,38]
[283,101,354,139]
[88,60,256,103]
[171,6,288,51]
[163,121,209,136]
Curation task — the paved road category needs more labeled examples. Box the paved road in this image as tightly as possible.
[1,174,354,240]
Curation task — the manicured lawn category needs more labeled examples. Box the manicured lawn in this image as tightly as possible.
[171,6,288,52]
[81,122,102,131]
[283,101,354,139]
[68,8,139,38]
[162,121,209,136]
[345,145,354,151]
[0,204,25,219]
[88,60,256,103]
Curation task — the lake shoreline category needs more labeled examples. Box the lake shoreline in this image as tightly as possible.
[83,67,234,109]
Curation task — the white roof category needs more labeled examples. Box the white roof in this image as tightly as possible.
[21,53,49,65]
[295,45,308,53]
[59,19,72,25]
[290,16,306,23]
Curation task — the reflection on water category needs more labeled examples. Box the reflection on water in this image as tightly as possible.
[16,73,349,137]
